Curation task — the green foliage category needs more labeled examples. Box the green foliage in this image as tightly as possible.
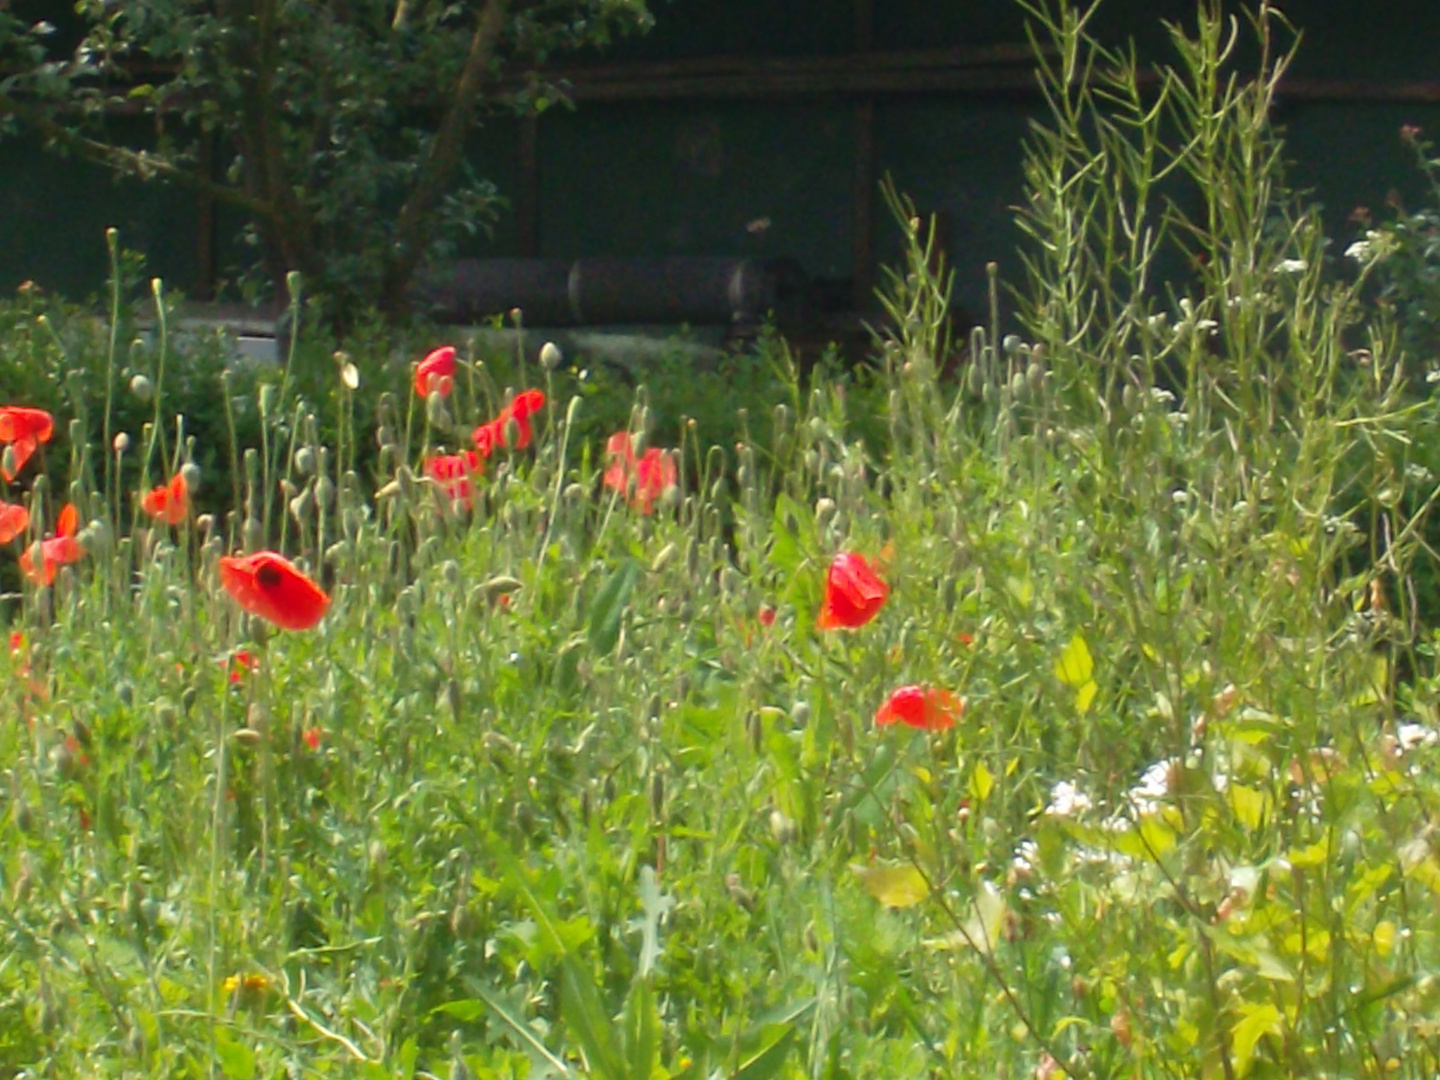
[0,0,657,322]
[4,3,1440,1079]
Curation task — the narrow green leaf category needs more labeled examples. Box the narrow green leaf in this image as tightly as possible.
[433,999,485,1022]
[562,955,623,1080]
[733,1024,797,1080]
[623,979,660,1080]
[589,558,639,655]
[1230,1000,1282,1078]
[473,983,576,1079]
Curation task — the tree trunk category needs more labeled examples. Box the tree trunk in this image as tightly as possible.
[379,0,510,319]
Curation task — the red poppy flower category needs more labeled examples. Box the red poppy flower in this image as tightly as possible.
[414,345,457,398]
[425,449,483,503]
[758,604,776,627]
[0,406,54,481]
[875,686,964,731]
[19,503,83,585]
[473,388,545,452]
[604,432,677,514]
[141,471,189,525]
[0,500,29,543]
[302,727,323,751]
[224,648,258,684]
[219,551,330,630]
[817,552,889,630]
[603,431,637,492]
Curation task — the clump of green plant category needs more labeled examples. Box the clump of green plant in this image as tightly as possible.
[3,3,1440,1079]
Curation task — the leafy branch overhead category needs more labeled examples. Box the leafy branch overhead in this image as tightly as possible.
[0,0,656,321]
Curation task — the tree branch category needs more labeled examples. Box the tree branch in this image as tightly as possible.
[0,95,274,219]
[382,0,509,314]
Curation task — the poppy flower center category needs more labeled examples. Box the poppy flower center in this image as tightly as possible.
[256,563,284,589]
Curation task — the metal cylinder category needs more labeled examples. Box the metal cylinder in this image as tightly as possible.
[412,256,811,327]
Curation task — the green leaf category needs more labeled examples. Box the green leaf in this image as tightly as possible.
[473,983,576,1079]
[733,1024,797,1080]
[637,865,675,977]
[1054,632,1094,687]
[588,559,639,655]
[970,760,994,803]
[623,979,660,1080]
[1230,1000,1282,1078]
[562,955,623,1080]
[433,999,486,1022]
[850,863,929,908]
[214,1030,256,1080]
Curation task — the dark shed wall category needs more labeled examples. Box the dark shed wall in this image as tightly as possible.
[1,0,1438,316]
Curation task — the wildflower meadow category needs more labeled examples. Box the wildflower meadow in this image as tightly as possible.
[5,3,1440,1078]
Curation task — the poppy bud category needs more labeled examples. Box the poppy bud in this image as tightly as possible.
[815,497,837,526]
[540,341,563,370]
[745,709,763,753]
[113,432,130,455]
[769,809,797,844]
[563,482,585,504]
[129,373,153,402]
[232,727,263,748]
[12,798,32,834]
[650,542,677,574]
[52,739,76,779]
[726,873,756,912]
[294,446,316,475]
[315,474,334,508]
[426,391,451,428]
[288,487,314,524]
[242,518,263,553]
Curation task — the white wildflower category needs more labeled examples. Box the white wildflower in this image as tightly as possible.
[1128,758,1178,816]
[1046,780,1093,818]
[1273,258,1308,274]
[1396,722,1438,753]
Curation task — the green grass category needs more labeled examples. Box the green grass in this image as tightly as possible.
[6,2,1440,1078]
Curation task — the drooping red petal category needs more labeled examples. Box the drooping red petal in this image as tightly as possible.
[633,448,676,514]
[219,551,331,631]
[57,503,78,538]
[604,431,636,494]
[414,346,457,398]
[142,472,189,525]
[0,407,54,445]
[875,686,963,731]
[817,552,890,630]
[0,501,28,544]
